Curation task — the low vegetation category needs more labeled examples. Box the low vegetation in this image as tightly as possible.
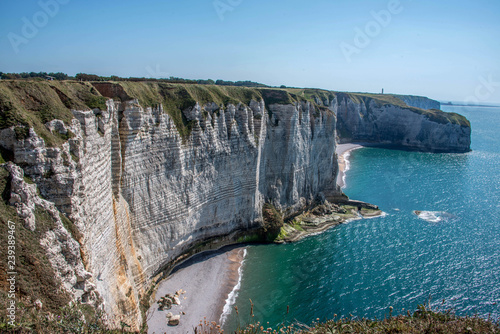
[115,81,266,139]
[261,203,285,241]
[2,299,498,333]
[0,71,269,88]
[0,80,108,148]
[195,301,499,334]
[0,299,121,334]
[0,167,73,315]
[287,88,470,128]
[0,165,128,333]
[0,76,470,151]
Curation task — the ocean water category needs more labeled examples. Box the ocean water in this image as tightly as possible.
[223,105,500,330]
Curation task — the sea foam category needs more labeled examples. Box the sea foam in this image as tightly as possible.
[413,210,457,223]
[219,248,247,326]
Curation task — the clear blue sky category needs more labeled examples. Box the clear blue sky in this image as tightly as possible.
[1,0,499,103]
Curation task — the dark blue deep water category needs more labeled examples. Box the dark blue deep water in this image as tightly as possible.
[224,105,500,330]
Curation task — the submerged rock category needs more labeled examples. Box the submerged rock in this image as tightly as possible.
[414,210,457,223]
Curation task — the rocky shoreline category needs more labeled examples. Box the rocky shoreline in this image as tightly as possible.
[275,143,382,243]
[275,199,382,243]
[146,143,381,332]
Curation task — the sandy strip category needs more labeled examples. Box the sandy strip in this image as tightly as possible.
[147,246,245,334]
[336,143,365,189]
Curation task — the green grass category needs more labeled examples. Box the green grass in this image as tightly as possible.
[0,78,470,168]
[200,301,499,334]
[116,82,271,140]
[104,82,314,140]
[0,80,109,148]
[276,218,306,241]
[261,203,284,241]
[0,167,72,316]
[84,95,108,110]
[354,93,470,127]
[1,299,498,333]
[285,88,470,128]
[0,80,470,149]
[0,166,127,333]
[0,297,126,333]
[59,212,83,242]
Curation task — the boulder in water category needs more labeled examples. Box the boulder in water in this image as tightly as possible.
[414,210,457,223]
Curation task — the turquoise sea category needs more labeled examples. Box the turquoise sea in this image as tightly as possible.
[224,105,500,330]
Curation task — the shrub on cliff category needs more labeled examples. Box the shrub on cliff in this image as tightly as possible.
[219,303,500,334]
[261,203,284,241]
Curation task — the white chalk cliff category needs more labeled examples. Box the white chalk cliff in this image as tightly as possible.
[0,82,471,329]
[332,94,470,152]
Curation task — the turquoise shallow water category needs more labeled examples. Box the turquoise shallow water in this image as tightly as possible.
[224,105,500,330]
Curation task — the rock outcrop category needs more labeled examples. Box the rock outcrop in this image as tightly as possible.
[0,81,471,329]
[393,94,441,110]
[0,92,339,329]
[2,162,96,304]
[333,93,471,152]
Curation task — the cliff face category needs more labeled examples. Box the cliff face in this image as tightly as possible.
[393,94,441,110]
[115,98,337,315]
[333,94,471,152]
[0,81,471,329]
[0,82,339,329]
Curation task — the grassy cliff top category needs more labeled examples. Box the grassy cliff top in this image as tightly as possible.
[287,88,470,127]
[0,80,107,147]
[90,81,471,128]
[0,80,470,147]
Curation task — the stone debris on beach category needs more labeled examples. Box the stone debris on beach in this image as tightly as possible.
[157,296,172,310]
[168,315,180,326]
[157,289,186,311]
[158,290,187,326]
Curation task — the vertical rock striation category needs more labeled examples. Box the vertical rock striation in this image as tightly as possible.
[1,96,339,330]
[0,82,471,329]
[393,94,441,110]
[332,94,471,152]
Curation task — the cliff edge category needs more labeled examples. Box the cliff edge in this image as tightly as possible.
[0,80,471,329]
[284,88,470,153]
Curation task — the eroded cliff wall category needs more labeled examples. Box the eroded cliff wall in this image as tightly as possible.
[0,81,471,329]
[333,94,471,152]
[0,84,339,329]
[393,94,441,110]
